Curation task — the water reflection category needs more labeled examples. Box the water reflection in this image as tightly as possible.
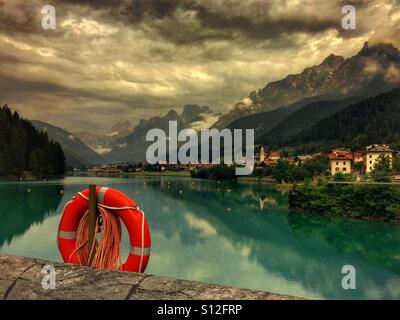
[0,183,63,246]
[288,213,400,274]
[148,179,400,299]
[0,177,399,299]
[259,195,277,209]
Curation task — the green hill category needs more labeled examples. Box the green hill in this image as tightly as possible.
[259,96,363,146]
[268,88,400,154]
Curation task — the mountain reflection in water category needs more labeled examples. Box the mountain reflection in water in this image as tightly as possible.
[0,177,399,299]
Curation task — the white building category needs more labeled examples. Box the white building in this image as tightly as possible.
[365,144,393,173]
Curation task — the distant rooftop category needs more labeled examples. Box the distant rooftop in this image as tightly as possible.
[328,149,353,160]
[366,144,393,152]
[269,151,281,158]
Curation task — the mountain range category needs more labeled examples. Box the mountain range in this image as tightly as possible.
[29,41,400,165]
[103,104,218,163]
[31,120,105,168]
[74,120,134,155]
[214,42,400,129]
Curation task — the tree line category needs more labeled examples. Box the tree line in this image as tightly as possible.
[190,164,237,180]
[289,180,400,223]
[252,156,329,183]
[0,105,65,178]
[264,88,400,154]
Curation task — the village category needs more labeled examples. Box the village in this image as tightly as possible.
[84,143,399,181]
[256,144,397,178]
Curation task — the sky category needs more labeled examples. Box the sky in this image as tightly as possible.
[0,0,399,133]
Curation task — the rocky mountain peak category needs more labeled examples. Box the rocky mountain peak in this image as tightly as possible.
[181,104,212,123]
[214,41,400,129]
[321,54,345,69]
[357,41,400,59]
[166,109,180,119]
[110,120,133,133]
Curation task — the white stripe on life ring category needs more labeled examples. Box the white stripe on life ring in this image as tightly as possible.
[58,231,77,239]
[97,187,109,205]
[131,246,151,256]
[77,192,137,211]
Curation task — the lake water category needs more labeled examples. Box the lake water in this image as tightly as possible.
[1,176,400,299]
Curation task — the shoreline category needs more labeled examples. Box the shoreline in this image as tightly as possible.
[69,170,192,178]
[237,176,276,183]
[121,171,191,178]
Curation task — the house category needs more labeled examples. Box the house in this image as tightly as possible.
[294,155,314,166]
[287,157,295,164]
[257,150,281,167]
[365,144,393,173]
[294,153,325,166]
[353,150,364,163]
[327,149,353,175]
[260,159,278,167]
[88,164,122,174]
[269,151,281,161]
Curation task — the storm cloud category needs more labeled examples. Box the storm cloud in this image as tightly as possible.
[0,0,398,133]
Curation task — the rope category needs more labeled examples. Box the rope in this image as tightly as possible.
[68,207,122,270]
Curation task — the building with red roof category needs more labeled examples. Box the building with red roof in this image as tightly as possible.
[328,149,353,175]
[353,150,364,163]
[268,151,281,161]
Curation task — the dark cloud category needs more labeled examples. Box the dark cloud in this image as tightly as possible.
[0,1,40,34]
[194,6,337,40]
[0,0,397,132]
[123,0,185,21]
[58,0,186,23]
[0,0,373,44]
[57,0,359,44]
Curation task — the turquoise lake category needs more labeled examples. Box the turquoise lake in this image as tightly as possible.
[0,176,399,299]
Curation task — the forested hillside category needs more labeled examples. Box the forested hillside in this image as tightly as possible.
[259,96,363,145]
[268,88,400,153]
[0,105,65,178]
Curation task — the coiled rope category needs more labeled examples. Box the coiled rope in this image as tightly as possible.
[68,206,123,271]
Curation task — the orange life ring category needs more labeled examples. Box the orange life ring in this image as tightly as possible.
[57,187,151,273]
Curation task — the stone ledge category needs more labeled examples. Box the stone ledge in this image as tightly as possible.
[0,254,301,300]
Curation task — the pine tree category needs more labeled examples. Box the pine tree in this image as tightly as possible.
[0,104,66,178]
[30,149,45,178]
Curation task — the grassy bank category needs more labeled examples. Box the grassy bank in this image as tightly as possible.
[289,180,400,223]
[237,176,276,183]
[72,170,192,178]
[122,170,191,178]
[0,172,63,181]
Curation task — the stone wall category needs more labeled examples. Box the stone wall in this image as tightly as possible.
[0,254,300,300]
